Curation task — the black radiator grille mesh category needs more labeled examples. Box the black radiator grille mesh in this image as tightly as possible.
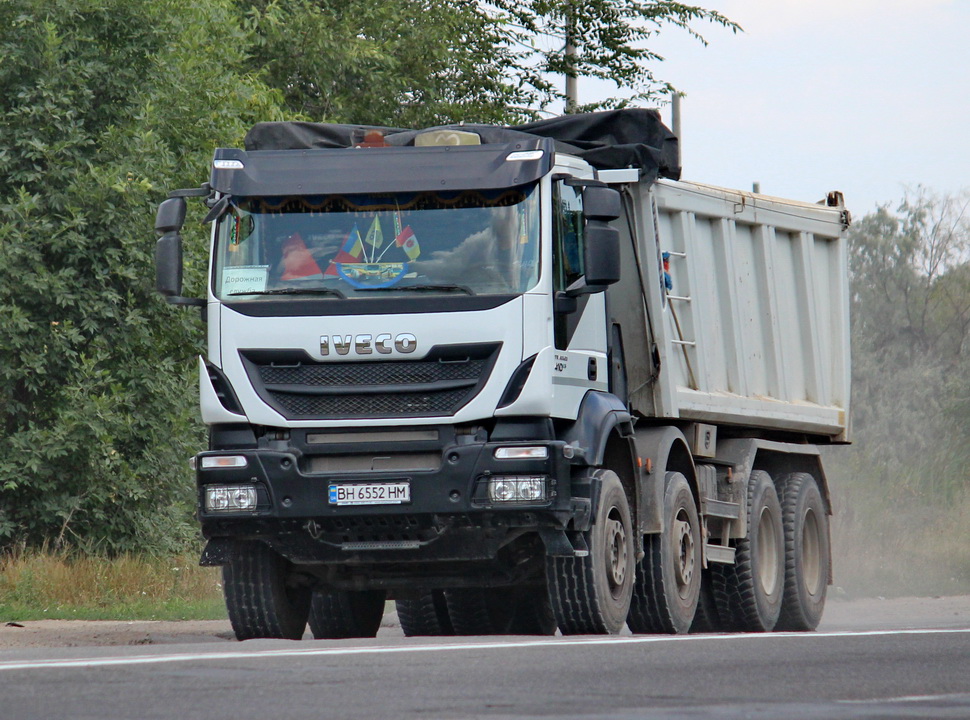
[240,343,500,420]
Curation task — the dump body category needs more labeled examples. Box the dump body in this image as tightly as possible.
[612,178,850,441]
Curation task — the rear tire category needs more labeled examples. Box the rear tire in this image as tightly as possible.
[628,472,701,634]
[775,473,830,631]
[444,588,514,635]
[711,470,784,632]
[396,591,455,637]
[308,589,386,639]
[508,585,558,636]
[546,470,634,635]
[222,541,310,640]
[689,570,722,633]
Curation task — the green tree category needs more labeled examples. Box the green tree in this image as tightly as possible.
[241,0,739,125]
[0,0,280,551]
[0,0,739,553]
[484,0,740,111]
[847,188,970,470]
[241,0,531,125]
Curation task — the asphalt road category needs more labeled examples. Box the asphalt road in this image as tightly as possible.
[2,598,969,720]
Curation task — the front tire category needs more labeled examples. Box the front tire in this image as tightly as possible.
[547,469,634,635]
[222,541,310,640]
[308,589,386,639]
[711,470,784,632]
[628,472,701,634]
[775,473,830,631]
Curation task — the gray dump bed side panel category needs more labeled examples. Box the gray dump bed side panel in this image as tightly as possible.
[613,179,850,441]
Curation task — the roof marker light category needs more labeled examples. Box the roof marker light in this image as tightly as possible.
[506,150,544,162]
[213,159,245,170]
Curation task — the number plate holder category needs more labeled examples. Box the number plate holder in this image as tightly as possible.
[328,481,411,506]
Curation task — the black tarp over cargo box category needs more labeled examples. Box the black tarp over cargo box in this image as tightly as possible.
[244,109,680,181]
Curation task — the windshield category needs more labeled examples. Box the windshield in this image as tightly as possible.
[213,185,540,300]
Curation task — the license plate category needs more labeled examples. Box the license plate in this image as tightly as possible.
[328,482,411,506]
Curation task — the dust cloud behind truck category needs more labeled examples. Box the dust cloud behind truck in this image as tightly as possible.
[154,109,849,639]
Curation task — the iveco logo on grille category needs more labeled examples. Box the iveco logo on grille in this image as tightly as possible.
[319,333,417,356]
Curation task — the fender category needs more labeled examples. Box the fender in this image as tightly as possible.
[559,391,633,466]
[631,426,695,534]
[716,437,832,538]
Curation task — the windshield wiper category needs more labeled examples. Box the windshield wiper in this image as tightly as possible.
[228,287,346,299]
[355,284,475,295]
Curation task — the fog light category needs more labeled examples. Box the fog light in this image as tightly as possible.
[494,446,548,460]
[487,476,547,503]
[200,455,248,469]
[205,484,257,512]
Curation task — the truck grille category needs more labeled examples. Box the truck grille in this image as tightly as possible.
[240,343,501,420]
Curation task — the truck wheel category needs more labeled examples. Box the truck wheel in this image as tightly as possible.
[775,473,830,631]
[628,472,701,634]
[689,571,722,633]
[508,585,558,636]
[308,589,386,639]
[444,588,515,635]
[711,470,784,632]
[222,541,310,640]
[546,469,634,635]
[396,591,455,637]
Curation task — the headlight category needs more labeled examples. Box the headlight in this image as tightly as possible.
[204,484,258,512]
[487,476,547,503]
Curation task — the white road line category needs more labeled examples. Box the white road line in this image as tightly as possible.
[1,627,968,672]
[840,692,970,705]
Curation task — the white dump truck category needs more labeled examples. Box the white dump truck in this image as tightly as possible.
[155,109,849,639]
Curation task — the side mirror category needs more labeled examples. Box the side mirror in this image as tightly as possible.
[584,223,620,287]
[155,233,183,298]
[155,197,186,234]
[583,186,622,221]
[154,198,186,298]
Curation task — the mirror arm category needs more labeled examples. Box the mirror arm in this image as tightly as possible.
[165,296,206,307]
[168,183,212,199]
[563,277,608,299]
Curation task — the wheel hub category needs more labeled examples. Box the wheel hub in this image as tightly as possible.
[757,506,780,595]
[606,517,628,588]
[673,517,695,595]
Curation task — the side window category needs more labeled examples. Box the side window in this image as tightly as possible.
[553,181,585,292]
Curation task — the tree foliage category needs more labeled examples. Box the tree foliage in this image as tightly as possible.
[240,0,739,124]
[0,0,280,551]
[0,0,735,552]
[240,0,531,125]
[484,0,740,111]
[848,188,970,470]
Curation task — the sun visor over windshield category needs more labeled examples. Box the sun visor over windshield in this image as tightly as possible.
[210,140,554,196]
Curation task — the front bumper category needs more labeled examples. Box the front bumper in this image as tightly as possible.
[195,427,593,566]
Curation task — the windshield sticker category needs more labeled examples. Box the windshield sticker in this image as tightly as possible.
[223,265,269,294]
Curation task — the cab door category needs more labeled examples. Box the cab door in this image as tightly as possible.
[550,179,610,418]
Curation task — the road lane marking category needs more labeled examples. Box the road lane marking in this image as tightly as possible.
[840,692,970,704]
[1,627,969,672]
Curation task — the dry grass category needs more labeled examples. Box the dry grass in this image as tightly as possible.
[0,548,226,621]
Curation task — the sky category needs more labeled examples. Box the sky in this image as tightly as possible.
[579,0,969,217]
